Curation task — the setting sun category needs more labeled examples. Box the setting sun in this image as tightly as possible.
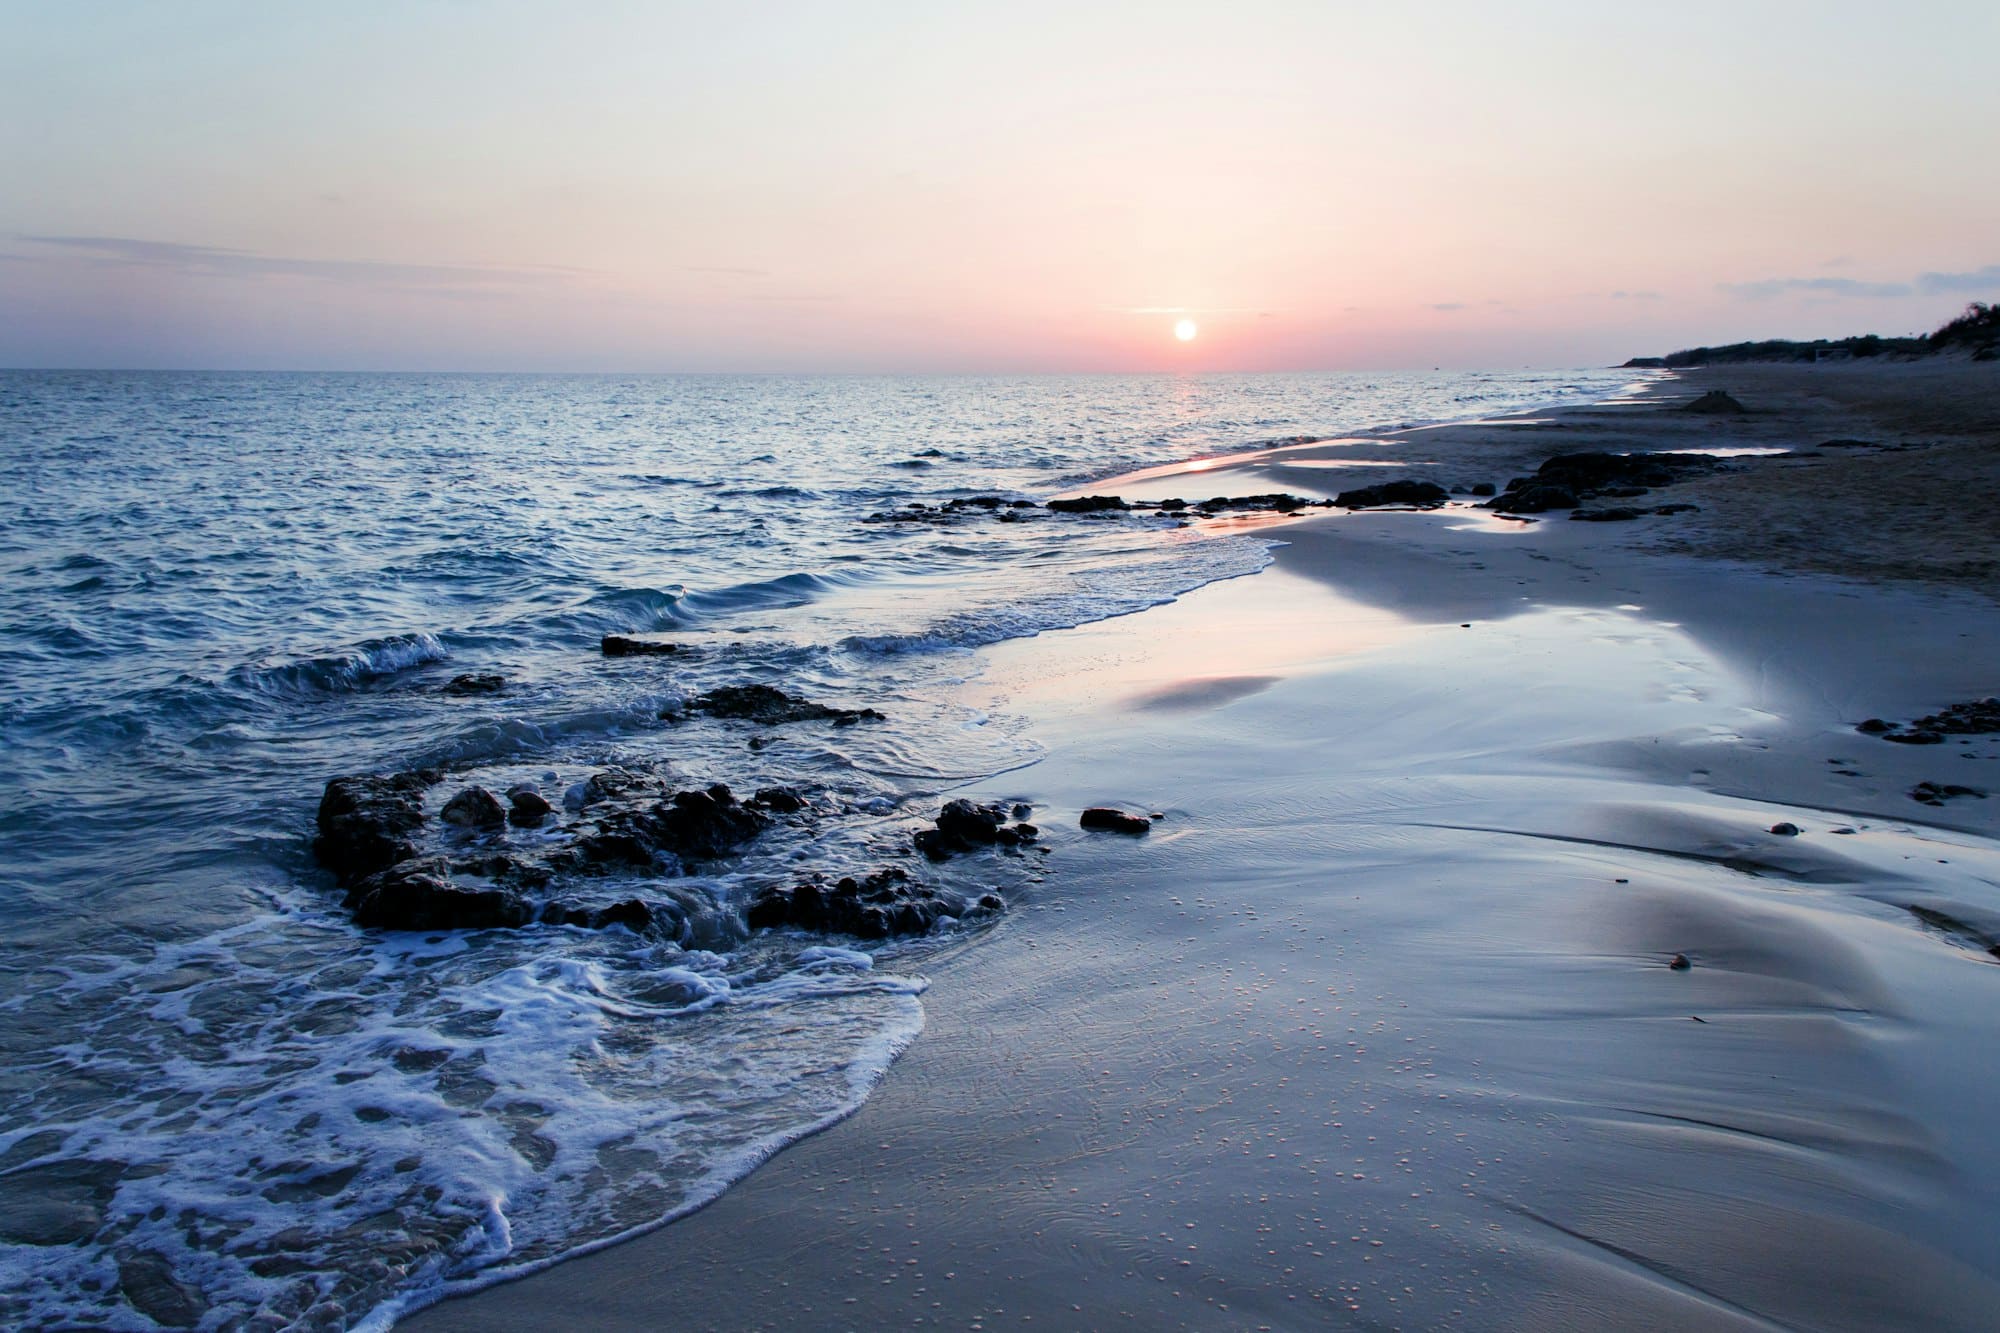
[1174,318,1198,342]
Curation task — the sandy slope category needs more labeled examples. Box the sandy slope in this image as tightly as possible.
[405,361,2000,1332]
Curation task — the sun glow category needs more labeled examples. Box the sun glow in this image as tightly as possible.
[1173,318,1198,342]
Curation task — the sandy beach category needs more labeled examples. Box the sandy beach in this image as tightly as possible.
[404,358,2000,1331]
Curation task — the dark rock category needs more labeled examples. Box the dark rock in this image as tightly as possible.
[752,785,808,813]
[1856,718,1894,734]
[1470,482,1497,497]
[913,799,1035,861]
[1652,503,1700,515]
[1680,390,1746,414]
[1156,497,1188,510]
[1197,493,1321,513]
[690,684,885,726]
[1485,484,1580,514]
[1911,781,1987,806]
[314,771,436,884]
[1668,953,1692,971]
[601,635,679,657]
[1047,495,1129,514]
[440,786,507,829]
[1080,807,1152,835]
[346,859,532,931]
[443,673,506,696]
[1531,451,1719,492]
[1334,479,1450,509]
[1885,730,1946,746]
[1570,507,1645,522]
[1769,822,1800,836]
[539,898,663,933]
[746,867,1001,939]
[507,788,554,826]
[1820,439,1877,449]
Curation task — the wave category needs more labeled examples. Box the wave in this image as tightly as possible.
[226,632,452,698]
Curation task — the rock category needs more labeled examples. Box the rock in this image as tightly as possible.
[913,799,1037,861]
[1680,390,1746,414]
[1570,507,1645,522]
[1485,484,1580,514]
[1769,822,1800,836]
[1884,730,1946,746]
[1530,451,1718,492]
[442,673,505,695]
[440,786,507,829]
[746,868,1002,939]
[1668,953,1692,971]
[345,859,533,931]
[1470,482,1497,497]
[314,772,436,884]
[1047,494,1129,514]
[507,788,554,826]
[1856,718,1894,734]
[1910,781,1987,807]
[601,635,679,657]
[1080,807,1152,835]
[1195,493,1322,513]
[569,783,772,869]
[752,785,809,813]
[690,684,885,726]
[1333,479,1450,509]
[539,898,664,934]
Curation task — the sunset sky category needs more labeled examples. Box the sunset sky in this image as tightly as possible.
[3,1,1996,372]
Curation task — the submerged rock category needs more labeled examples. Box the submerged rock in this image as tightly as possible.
[1486,483,1580,514]
[601,635,679,657]
[746,867,1003,939]
[1911,781,1987,807]
[1334,479,1449,509]
[689,684,886,727]
[442,672,506,695]
[507,787,554,826]
[1080,807,1152,835]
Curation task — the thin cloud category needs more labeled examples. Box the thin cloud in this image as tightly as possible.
[1918,265,2000,295]
[1107,305,1270,315]
[683,264,769,278]
[1609,290,1663,301]
[1428,302,1467,312]
[1719,263,2000,303]
[16,235,585,288]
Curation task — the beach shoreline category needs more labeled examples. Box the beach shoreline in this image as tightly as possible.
[406,358,2000,1331]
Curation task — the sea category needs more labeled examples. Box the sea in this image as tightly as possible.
[0,368,1638,1329]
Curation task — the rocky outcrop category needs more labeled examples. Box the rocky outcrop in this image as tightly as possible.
[443,673,506,695]
[1047,494,1129,514]
[345,857,535,932]
[1680,390,1747,414]
[440,786,507,829]
[1334,480,1449,509]
[746,868,1003,939]
[313,771,437,883]
[1911,781,1987,807]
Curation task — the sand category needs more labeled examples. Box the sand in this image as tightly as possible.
[406,359,2000,1331]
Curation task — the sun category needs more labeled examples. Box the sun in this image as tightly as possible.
[1173,318,1198,342]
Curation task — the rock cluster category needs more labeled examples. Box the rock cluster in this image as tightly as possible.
[1080,807,1152,835]
[687,684,886,727]
[601,635,681,657]
[1911,781,1987,807]
[1858,698,2000,745]
[913,798,1039,861]
[1481,451,1718,515]
[745,868,1004,939]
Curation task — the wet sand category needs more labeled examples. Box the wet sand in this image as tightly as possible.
[406,360,2000,1330]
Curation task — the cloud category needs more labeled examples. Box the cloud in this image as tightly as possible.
[1720,263,2000,303]
[14,234,585,289]
[1428,302,1467,312]
[1721,275,1914,300]
[1609,289,1663,301]
[683,264,769,277]
[1917,265,2000,295]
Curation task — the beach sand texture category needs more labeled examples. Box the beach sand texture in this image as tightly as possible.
[409,360,2000,1331]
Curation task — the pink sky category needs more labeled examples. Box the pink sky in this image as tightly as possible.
[3,2,1996,371]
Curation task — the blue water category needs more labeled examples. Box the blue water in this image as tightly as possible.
[0,368,1637,1328]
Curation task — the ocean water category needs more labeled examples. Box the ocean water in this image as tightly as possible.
[0,368,1636,1329]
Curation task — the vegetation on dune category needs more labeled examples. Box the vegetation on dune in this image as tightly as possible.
[1626,302,2000,368]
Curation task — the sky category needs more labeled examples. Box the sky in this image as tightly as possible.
[2,1,1997,372]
